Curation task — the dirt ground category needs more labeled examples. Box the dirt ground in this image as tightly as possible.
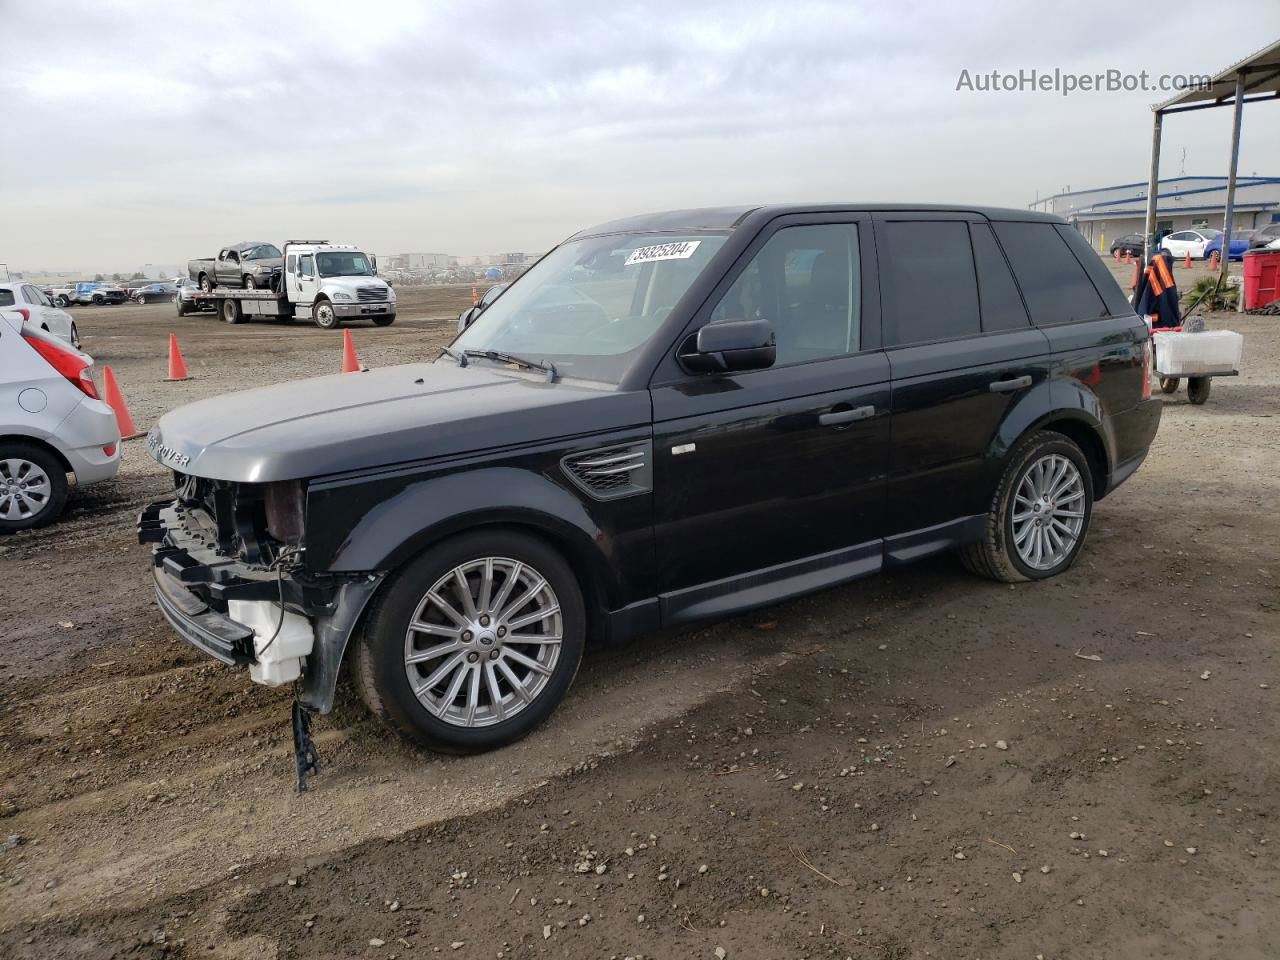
[0,267,1276,959]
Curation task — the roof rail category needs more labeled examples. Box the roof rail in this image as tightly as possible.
[285,240,331,245]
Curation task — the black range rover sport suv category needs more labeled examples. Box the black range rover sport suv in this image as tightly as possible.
[140,204,1161,754]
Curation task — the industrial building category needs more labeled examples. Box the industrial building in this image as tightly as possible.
[1029,175,1280,247]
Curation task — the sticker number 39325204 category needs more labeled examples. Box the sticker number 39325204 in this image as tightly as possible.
[624,240,702,266]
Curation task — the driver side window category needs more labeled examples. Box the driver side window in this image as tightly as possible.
[710,223,861,366]
[298,255,315,279]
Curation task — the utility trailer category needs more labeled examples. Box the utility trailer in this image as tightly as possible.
[204,241,397,330]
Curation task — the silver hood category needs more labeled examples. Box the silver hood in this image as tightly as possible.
[146,361,645,483]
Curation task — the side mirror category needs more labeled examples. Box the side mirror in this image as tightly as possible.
[679,318,776,374]
[459,306,480,331]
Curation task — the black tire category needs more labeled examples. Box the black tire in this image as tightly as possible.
[69,323,79,349]
[92,294,104,305]
[1159,376,1180,394]
[372,314,396,327]
[243,275,256,290]
[960,430,1094,583]
[176,296,188,317]
[221,297,244,324]
[0,442,69,532]
[312,299,339,329]
[1187,377,1211,405]
[54,295,69,308]
[352,529,586,754]
[199,274,213,293]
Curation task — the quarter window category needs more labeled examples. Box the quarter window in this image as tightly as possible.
[710,223,861,365]
[994,222,1107,325]
[0,290,14,307]
[970,224,1029,332]
[880,220,980,346]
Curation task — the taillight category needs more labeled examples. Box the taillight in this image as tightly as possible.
[1140,339,1153,400]
[14,308,30,322]
[21,331,99,400]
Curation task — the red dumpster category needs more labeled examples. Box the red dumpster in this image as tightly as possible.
[1243,249,1280,310]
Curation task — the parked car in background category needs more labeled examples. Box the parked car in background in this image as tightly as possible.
[1161,229,1219,260]
[140,203,1161,755]
[1108,233,1145,258]
[1203,230,1254,262]
[457,281,509,333]
[135,281,178,304]
[188,242,283,291]
[0,282,79,347]
[1245,221,1280,250]
[50,282,128,307]
[0,311,119,531]
[175,278,216,316]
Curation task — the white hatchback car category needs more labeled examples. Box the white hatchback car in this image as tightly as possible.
[0,282,79,347]
[0,310,119,530]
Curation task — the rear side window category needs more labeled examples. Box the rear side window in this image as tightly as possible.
[993,222,1107,325]
[970,224,1029,332]
[880,221,980,346]
[0,290,14,307]
[1052,224,1134,318]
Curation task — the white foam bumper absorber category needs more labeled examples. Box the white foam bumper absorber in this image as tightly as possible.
[228,599,316,686]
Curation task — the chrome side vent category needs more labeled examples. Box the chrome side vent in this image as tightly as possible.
[561,441,652,500]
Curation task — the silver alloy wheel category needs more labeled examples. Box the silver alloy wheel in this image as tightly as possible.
[0,458,53,522]
[1011,453,1085,571]
[403,557,563,728]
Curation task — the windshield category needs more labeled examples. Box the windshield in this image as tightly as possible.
[1231,231,1252,241]
[317,251,374,278]
[452,232,729,383]
[246,244,282,260]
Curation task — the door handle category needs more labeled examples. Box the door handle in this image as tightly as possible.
[819,404,876,427]
[989,375,1032,393]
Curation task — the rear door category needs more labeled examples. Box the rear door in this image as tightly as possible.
[651,215,890,617]
[878,215,1051,543]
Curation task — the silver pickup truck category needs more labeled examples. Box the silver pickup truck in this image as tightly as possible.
[189,242,283,291]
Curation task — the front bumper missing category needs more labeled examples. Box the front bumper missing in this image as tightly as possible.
[139,498,384,713]
[153,565,254,665]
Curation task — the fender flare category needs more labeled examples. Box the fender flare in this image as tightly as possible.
[309,466,627,608]
[989,378,1114,491]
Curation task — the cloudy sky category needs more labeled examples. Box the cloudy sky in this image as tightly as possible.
[4,0,1279,273]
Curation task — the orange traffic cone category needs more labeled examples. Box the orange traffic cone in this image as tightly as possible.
[471,284,479,305]
[165,334,190,381]
[341,329,360,373]
[101,365,140,439]
[1184,251,1192,269]
[1209,250,1219,270]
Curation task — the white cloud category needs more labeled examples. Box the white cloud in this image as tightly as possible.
[2,0,1277,271]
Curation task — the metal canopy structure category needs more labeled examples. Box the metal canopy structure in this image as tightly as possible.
[1143,38,1280,283]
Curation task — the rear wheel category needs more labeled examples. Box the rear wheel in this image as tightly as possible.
[176,295,188,317]
[0,443,68,532]
[1187,377,1211,405]
[221,297,244,324]
[353,529,586,754]
[199,274,213,293]
[960,431,1094,583]
[1159,376,1180,394]
[54,295,69,308]
[312,299,339,329]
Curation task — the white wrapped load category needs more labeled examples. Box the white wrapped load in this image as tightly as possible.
[1153,330,1243,376]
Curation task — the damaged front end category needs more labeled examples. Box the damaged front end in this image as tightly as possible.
[138,472,382,714]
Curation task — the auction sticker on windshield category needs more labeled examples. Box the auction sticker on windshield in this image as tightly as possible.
[624,240,702,266]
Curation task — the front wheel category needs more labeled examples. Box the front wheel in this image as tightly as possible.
[69,323,80,349]
[353,530,586,754]
[312,300,339,329]
[372,314,396,327]
[243,275,256,290]
[960,431,1094,583]
[1159,376,1180,394]
[221,297,244,324]
[54,295,69,308]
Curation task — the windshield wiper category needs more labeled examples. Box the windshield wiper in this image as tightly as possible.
[440,346,468,367]
[463,349,558,383]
